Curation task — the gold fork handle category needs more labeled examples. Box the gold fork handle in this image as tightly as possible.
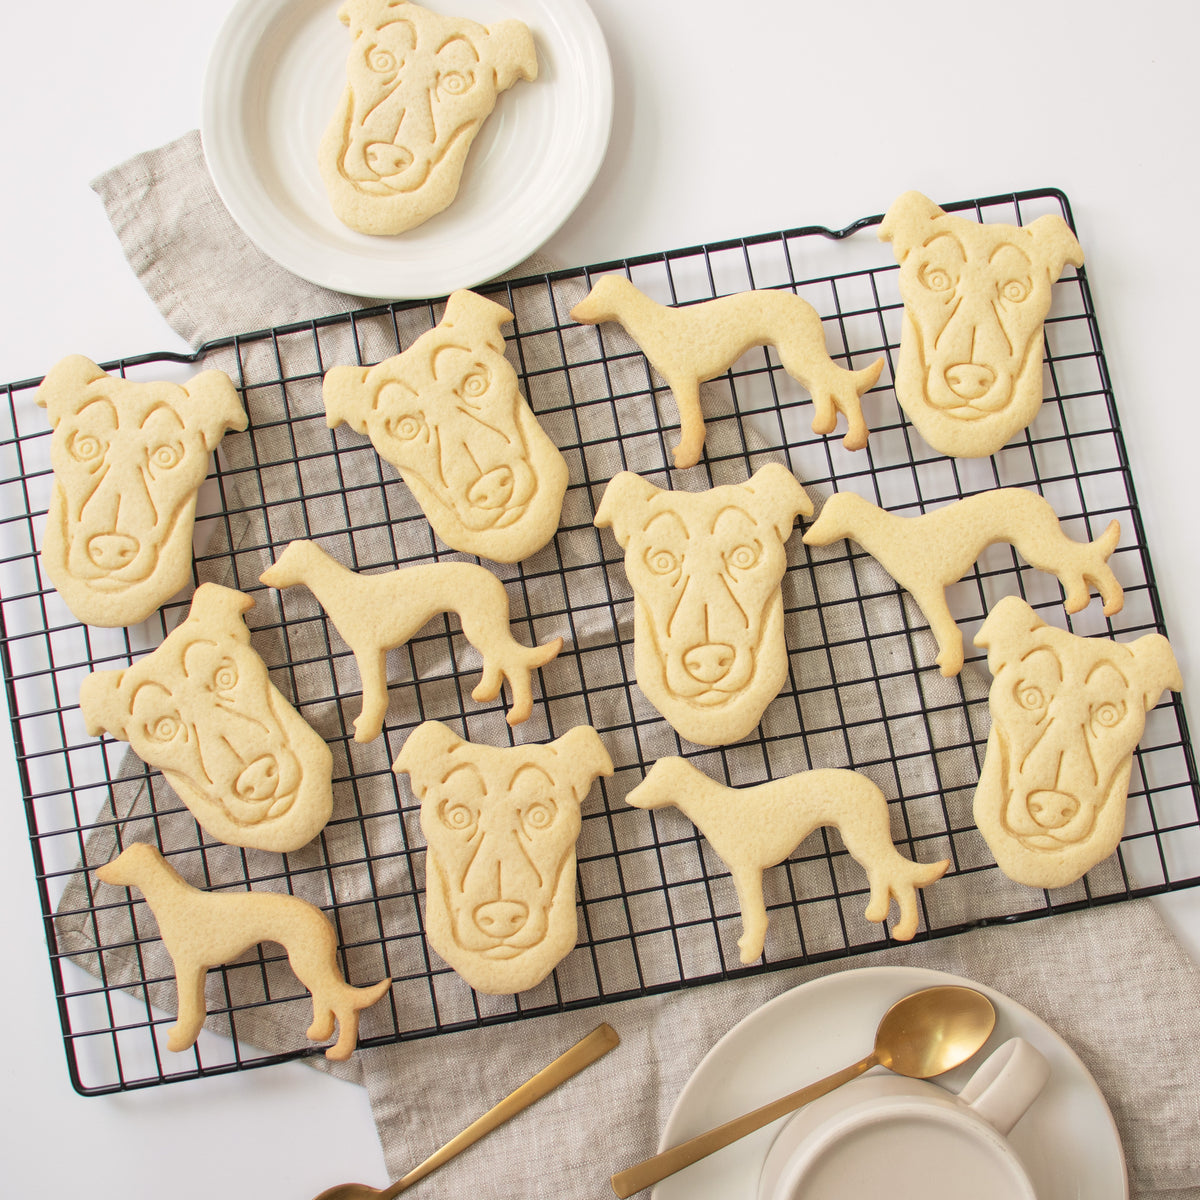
[609,1053,877,1198]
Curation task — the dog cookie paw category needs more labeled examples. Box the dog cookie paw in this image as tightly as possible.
[803,488,1124,676]
[880,191,1084,458]
[96,843,390,1060]
[319,0,537,236]
[393,720,613,994]
[627,757,948,963]
[570,276,881,468]
[260,541,563,742]
[973,595,1181,888]
[324,290,568,562]
[35,355,247,627]
[595,463,812,746]
[79,583,334,852]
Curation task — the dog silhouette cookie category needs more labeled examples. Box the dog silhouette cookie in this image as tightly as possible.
[571,276,882,469]
[324,290,568,562]
[595,463,812,746]
[36,355,247,627]
[260,540,562,742]
[880,191,1084,458]
[803,488,1124,676]
[974,595,1181,888]
[319,0,537,235]
[79,584,334,853]
[96,843,390,1060]
[393,720,613,994]
[628,758,948,962]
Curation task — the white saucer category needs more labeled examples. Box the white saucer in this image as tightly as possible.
[201,0,612,299]
[655,965,1127,1200]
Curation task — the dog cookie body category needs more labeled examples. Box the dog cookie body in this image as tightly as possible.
[974,595,1182,887]
[319,0,537,235]
[79,584,334,852]
[627,757,948,962]
[260,540,563,742]
[393,720,613,993]
[570,276,882,469]
[96,843,390,1060]
[880,191,1084,458]
[595,463,812,746]
[803,488,1124,675]
[36,355,247,627]
[324,290,568,562]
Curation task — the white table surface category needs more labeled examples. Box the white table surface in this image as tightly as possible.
[1,2,1197,1196]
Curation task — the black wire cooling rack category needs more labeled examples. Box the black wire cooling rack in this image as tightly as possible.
[3,188,1198,1095]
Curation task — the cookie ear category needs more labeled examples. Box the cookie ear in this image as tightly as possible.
[36,354,107,427]
[879,190,944,261]
[1130,633,1183,711]
[746,462,814,538]
[392,720,463,794]
[79,670,130,739]
[442,290,513,354]
[1026,214,1085,280]
[975,595,1043,675]
[183,371,248,447]
[594,472,661,547]
[189,584,256,643]
[323,365,373,434]
[489,19,538,88]
[552,726,613,791]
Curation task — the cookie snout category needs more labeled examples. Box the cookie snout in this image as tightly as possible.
[467,466,516,512]
[473,899,529,940]
[683,643,736,685]
[234,754,284,803]
[364,141,415,179]
[87,533,141,571]
[1026,789,1081,830]
[942,363,996,403]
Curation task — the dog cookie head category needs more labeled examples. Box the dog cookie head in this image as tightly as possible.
[595,463,812,746]
[36,356,247,627]
[394,721,612,993]
[319,0,537,234]
[972,595,1181,887]
[880,191,1084,458]
[79,584,333,852]
[324,291,567,562]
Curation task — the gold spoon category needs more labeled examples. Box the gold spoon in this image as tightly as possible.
[610,985,996,1198]
[314,1022,619,1200]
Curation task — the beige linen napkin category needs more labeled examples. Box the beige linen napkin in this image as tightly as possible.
[56,131,1200,1198]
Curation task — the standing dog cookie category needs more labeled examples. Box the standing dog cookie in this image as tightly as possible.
[973,595,1181,888]
[324,290,568,562]
[880,191,1084,458]
[79,584,334,853]
[393,720,613,994]
[36,355,246,627]
[595,463,812,746]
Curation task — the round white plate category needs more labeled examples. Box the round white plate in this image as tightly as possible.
[655,965,1127,1200]
[201,0,612,299]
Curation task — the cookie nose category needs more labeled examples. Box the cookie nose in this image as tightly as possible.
[467,467,515,511]
[473,899,528,939]
[1027,790,1080,830]
[87,533,140,570]
[943,363,996,401]
[234,755,282,802]
[683,643,736,685]
[365,142,414,177]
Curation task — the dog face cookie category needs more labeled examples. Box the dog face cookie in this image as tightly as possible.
[319,0,537,235]
[36,355,246,627]
[324,290,568,562]
[880,191,1084,458]
[973,595,1181,887]
[594,464,812,746]
[393,720,612,993]
[79,584,334,852]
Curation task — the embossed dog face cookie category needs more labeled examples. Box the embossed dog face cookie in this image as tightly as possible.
[319,0,537,235]
[973,595,1181,888]
[324,290,568,562]
[37,355,246,627]
[880,191,1084,458]
[594,463,812,746]
[393,721,612,994]
[79,584,334,852]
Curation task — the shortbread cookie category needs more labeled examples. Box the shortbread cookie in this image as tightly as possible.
[594,464,812,746]
[324,290,568,562]
[973,595,1181,888]
[260,540,563,742]
[803,488,1124,676]
[79,584,334,853]
[628,757,948,962]
[96,843,390,1060]
[570,276,882,468]
[319,0,537,235]
[36,355,246,627]
[880,191,1084,458]
[393,720,613,994]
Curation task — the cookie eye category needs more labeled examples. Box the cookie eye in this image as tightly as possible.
[439,70,473,96]
[386,414,425,441]
[460,369,489,398]
[645,548,679,576]
[212,660,238,692]
[440,801,476,832]
[151,443,182,470]
[367,47,397,74]
[148,715,180,742]
[1092,701,1126,729]
[918,264,954,292]
[726,543,760,571]
[1001,279,1030,303]
[70,432,104,462]
[523,801,554,832]
[1016,685,1046,712]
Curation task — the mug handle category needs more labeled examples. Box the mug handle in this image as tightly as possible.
[957,1037,1051,1136]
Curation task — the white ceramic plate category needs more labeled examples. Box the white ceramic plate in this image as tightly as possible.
[201,0,612,299]
[654,965,1127,1200]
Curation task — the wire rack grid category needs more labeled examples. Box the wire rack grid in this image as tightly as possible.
[2,187,1197,1094]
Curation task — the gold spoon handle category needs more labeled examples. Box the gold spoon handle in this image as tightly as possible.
[384,1022,621,1198]
[609,1052,879,1199]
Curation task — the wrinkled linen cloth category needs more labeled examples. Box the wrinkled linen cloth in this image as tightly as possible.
[55,131,1200,1199]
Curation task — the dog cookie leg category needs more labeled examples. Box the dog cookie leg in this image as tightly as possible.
[168,960,210,1052]
[905,584,965,676]
[352,645,391,744]
[864,856,950,941]
[667,377,707,469]
[728,864,770,964]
